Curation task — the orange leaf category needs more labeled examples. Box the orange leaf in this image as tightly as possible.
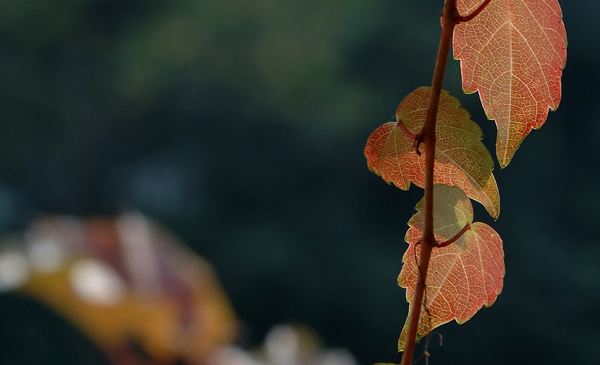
[11,213,237,364]
[364,86,499,218]
[397,185,504,351]
[454,0,567,167]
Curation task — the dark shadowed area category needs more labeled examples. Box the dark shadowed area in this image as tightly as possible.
[0,0,598,364]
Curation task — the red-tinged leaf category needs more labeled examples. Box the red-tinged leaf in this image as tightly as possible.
[453,0,567,167]
[365,86,500,218]
[12,213,237,364]
[397,185,504,351]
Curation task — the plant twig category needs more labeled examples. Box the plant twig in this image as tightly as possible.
[400,1,460,364]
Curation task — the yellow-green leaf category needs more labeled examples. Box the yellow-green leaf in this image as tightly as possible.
[365,87,500,218]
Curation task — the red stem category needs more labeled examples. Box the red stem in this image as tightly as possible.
[399,1,459,364]
[436,223,471,248]
[397,118,417,140]
[457,0,492,22]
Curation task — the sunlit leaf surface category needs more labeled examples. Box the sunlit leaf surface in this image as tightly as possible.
[454,0,567,167]
[365,87,499,218]
[397,185,504,351]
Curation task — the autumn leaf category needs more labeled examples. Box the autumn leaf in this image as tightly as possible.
[11,213,237,364]
[397,185,504,351]
[453,0,567,167]
[364,86,500,218]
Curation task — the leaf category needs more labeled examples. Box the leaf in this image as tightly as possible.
[10,213,237,364]
[397,185,504,351]
[364,86,500,218]
[453,0,567,167]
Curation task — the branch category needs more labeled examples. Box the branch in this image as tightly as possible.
[400,1,458,364]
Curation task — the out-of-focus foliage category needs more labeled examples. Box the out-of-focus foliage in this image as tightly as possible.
[0,1,439,363]
[0,212,237,364]
[211,324,357,365]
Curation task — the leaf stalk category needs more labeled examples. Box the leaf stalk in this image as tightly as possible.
[397,118,418,141]
[436,223,471,248]
[456,0,492,23]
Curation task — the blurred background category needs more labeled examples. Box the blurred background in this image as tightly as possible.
[0,0,597,364]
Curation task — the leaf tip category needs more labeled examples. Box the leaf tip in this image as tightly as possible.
[497,153,512,169]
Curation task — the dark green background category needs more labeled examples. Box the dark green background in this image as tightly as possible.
[0,0,597,364]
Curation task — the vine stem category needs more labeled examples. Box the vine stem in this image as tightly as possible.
[399,1,459,364]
